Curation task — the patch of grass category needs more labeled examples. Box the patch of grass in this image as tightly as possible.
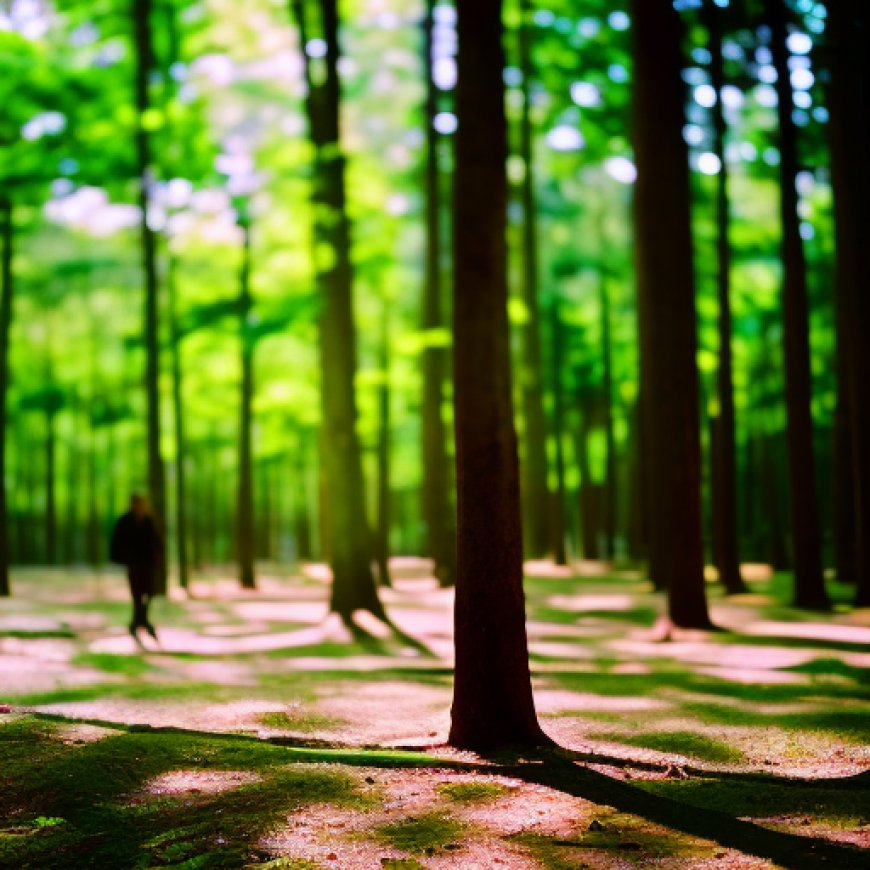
[586,730,744,764]
[437,781,508,803]
[72,652,153,677]
[245,860,324,870]
[258,710,341,734]
[372,812,465,855]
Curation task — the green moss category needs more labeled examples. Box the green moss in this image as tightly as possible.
[72,652,153,676]
[258,711,341,734]
[372,812,465,854]
[437,782,508,803]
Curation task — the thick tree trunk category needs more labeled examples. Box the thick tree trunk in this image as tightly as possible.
[826,3,870,605]
[0,199,13,595]
[704,0,746,594]
[132,0,167,593]
[421,0,456,588]
[449,0,546,752]
[629,0,712,628]
[167,254,190,590]
[237,214,256,589]
[517,0,550,559]
[290,0,383,620]
[766,0,828,609]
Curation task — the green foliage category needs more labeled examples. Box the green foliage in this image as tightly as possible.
[371,812,466,855]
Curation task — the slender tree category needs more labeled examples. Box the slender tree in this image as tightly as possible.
[375,299,392,586]
[703,0,746,594]
[596,244,617,560]
[517,0,551,559]
[0,198,13,595]
[131,0,167,593]
[449,0,546,751]
[630,0,712,628]
[420,0,455,587]
[826,2,870,605]
[548,293,568,565]
[765,0,828,609]
[289,0,384,620]
[237,205,256,589]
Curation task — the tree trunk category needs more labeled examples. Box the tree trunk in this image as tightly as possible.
[629,0,712,628]
[237,212,256,589]
[548,294,567,566]
[132,0,167,594]
[449,0,546,752]
[704,0,746,595]
[375,302,392,586]
[290,0,383,620]
[826,2,870,605]
[167,253,190,590]
[575,405,599,561]
[0,199,13,595]
[597,263,617,560]
[45,406,57,565]
[421,0,456,588]
[517,0,551,560]
[765,0,828,609]
[626,395,648,563]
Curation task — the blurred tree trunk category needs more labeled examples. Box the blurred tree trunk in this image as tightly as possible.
[575,402,599,561]
[290,0,383,620]
[167,253,190,590]
[449,0,545,752]
[629,0,712,628]
[704,0,746,594]
[766,0,828,609]
[517,0,551,560]
[132,0,167,593]
[237,211,256,589]
[626,395,648,563]
[548,294,567,565]
[44,400,57,566]
[598,267,617,560]
[421,0,455,587]
[826,2,870,605]
[0,198,13,595]
[375,302,392,586]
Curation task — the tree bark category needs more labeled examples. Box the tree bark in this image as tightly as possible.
[290,0,383,620]
[0,199,13,595]
[517,0,551,560]
[629,0,712,628]
[704,0,746,594]
[237,212,256,589]
[132,0,167,593]
[449,0,546,752]
[765,0,828,609]
[826,2,870,605]
[421,0,456,588]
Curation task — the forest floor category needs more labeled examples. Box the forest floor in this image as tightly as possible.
[1,561,869,869]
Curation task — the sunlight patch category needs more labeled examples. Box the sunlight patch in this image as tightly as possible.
[144,768,261,797]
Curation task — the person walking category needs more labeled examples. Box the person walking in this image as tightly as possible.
[110,493,162,641]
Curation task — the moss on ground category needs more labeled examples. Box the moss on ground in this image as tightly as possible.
[370,812,466,855]
[436,781,508,803]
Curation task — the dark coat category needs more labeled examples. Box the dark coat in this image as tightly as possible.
[110,512,161,567]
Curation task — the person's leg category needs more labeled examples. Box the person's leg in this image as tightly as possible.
[128,565,149,630]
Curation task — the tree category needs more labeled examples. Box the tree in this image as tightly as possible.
[703,0,747,595]
[516,0,551,560]
[131,0,167,594]
[826,2,870,605]
[764,0,828,609]
[289,0,384,620]
[449,0,546,751]
[629,0,712,628]
[237,204,256,590]
[420,0,456,588]
[0,198,12,596]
